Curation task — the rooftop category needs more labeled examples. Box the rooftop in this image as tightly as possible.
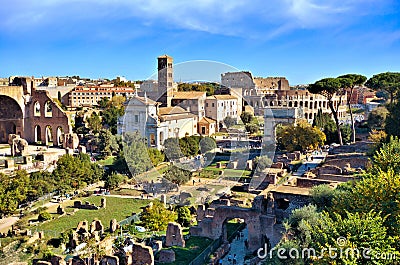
[199,117,217,124]
[172,91,206,99]
[207,94,237,100]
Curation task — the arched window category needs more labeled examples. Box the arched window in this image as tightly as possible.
[45,101,53,117]
[34,102,41,117]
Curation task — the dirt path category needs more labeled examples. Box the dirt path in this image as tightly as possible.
[0,216,19,233]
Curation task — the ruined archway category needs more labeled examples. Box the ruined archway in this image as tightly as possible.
[56,126,64,146]
[0,95,23,143]
[45,125,53,146]
[34,125,42,144]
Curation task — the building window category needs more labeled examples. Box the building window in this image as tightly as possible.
[45,101,53,117]
[134,115,139,123]
[34,102,41,117]
[212,103,215,107]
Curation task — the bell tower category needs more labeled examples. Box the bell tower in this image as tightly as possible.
[157,55,174,107]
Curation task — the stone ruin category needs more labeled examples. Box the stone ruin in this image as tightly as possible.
[158,249,175,263]
[165,222,185,247]
[190,194,276,253]
[69,220,105,249]
[73,199,106,210]
[109,219,119,233]
[8,134,28,157]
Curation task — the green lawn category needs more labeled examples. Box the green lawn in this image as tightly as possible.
[35,196,149,234]
[110,188,143,197]
[162,236,213,265]
[98,156,115,166]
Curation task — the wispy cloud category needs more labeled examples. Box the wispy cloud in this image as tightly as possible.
[0,0,395,40]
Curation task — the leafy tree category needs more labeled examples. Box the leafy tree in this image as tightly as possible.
[240,111,253,124]
[276,120,326,152]
[164,138,184,160]
[245,123,259,134]
[366,72,400,104]
[98,129,119,157]
[223,116,236,128]
[164,165,192,186]
[176,206,192,227]
[385,101,400,137]
[254,155,272,172]
[179,136,201,157]
[308,78,345,145]
[104,172,126,190]
[310,184,335,210]
[122,132,153,176]
[98,97,110,109]
[313,109,351,145]
[147,148,165,166]
[338,74,367,143]
[140,200,177,231]
[177,82,218,96]
[199,137,216,154]
[38,211,52,222]
[368,106,389,130]
[371,136,400,174]
[86,112,102,134]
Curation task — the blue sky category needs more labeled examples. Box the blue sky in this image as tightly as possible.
[0,0,399,85]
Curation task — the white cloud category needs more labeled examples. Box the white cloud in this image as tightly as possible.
[0,0,394,39]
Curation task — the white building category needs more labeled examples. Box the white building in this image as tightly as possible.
[205,94,238,129]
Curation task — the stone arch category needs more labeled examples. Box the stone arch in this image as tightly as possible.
[34,125,42,143]
[34,101,41,117]
[304,113,308,120]
[304,101,308,108]
[0,95,24,143]
[270,101,274,106]
[294,101,298,107]
[288,101,293,107]
[300,101,303,107]
[44,101,53,117]
[56,126,64,146]
[45,125,53,146]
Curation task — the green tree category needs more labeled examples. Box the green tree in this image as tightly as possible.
[122,132,153,176]
[98,129,119,157]
[176,206,192,227]
[372,136,400,174]
[313,109,351,145]
[179,136,200,157]
[368,106,389,130]
[310,184,335,211]
[254,155,272,172]
[164,138,184,160]
[147,148,165,166]
[366,72,400,104]
[385,101,400,136]
[223,116,236,128]
[98,97,110,109]
[104,172,126,190]
[140,200,177,231]
[240,111,253,124]
[86,112,102,134]
[276,120,326,152]
[308,78,345,145]
[38,211,52,222]
[338,74,367,143]
[164,165,192,186]
[245,123,259,134]
[199,137,216,154]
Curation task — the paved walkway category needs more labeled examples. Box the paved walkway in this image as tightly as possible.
[220,227,248,265]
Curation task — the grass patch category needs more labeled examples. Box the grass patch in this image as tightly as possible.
[98,156,115,166]
[110,188,143,197]
[35,196,149,234]
[163,236,213,265]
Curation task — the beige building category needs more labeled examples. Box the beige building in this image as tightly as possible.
[171,91,207,120]
[198,117,217,136]
[68,86,136,107]
[205,94,238,129]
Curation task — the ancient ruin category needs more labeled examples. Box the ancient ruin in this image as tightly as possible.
[165,222,185,247]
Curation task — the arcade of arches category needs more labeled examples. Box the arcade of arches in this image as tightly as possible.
[0,86,74,147]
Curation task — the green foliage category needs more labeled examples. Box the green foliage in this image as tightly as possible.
[147,148,165,166]
[199,137,216,154]
[372,136,400,174]
[101,96,126,134]
[366,72,400,104]
[97,129,120,157]
[177,82,219,96]
[310,184,335,210]
[163,165,192,186]
[98,97,110,108]
[313,110,351,144]
[368,107,389,130]
[53,153,104,190]
[223,116,236,128]
[240,111,253,124]
[0,170,29,215]
[276,120,326,152]
[245,123,259,134]
[176,206,192,227]
[164,138,184,160]
[86,112,102,134]
[38,211,52,222]
[121,131,153,176]
[385,101,400,136]
[104,172,127,190]
[254,155,273,172]
[140,200,177,231]
[179,136,201,157]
